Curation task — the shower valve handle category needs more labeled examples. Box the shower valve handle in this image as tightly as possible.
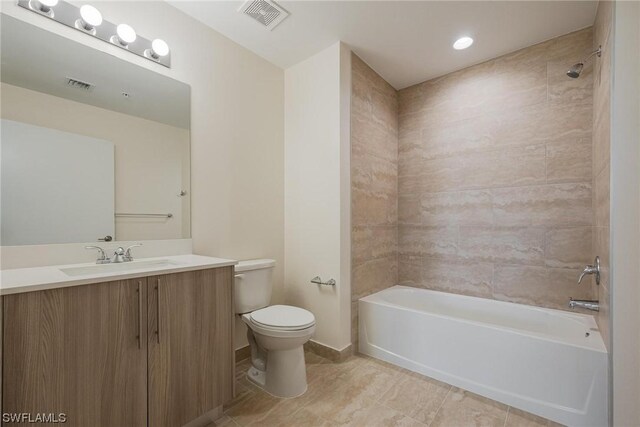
[578,256,600,285]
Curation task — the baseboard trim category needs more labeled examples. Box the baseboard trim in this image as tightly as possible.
[183,405,223,427]
[237,341,353,364]
[235,345,251,362]
[304,340,353,362]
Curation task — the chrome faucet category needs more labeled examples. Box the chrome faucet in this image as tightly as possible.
[112,247,127,263]
[569,298,600,312]
[85,243,142,264]
[578,256,600,285]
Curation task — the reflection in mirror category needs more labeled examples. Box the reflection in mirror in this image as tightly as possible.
[0,15,191,246]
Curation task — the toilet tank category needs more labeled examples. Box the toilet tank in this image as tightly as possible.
[234,259,276,314]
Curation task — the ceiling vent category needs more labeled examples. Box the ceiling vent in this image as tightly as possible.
[65,77,94,91]
[239,0,289,31]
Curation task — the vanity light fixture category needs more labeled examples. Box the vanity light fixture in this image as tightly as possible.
[17,0,171,67]
[29,0,58,17]
[112,23,137,47]
[453,36,474,50]
[77,4,102,34]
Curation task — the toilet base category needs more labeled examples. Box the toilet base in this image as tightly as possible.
[244,345,309,398]
[264,346,308,398]
[246,366,266,388]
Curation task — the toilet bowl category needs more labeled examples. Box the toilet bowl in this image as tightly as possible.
[242,305,315,397]
[234,259,316,398]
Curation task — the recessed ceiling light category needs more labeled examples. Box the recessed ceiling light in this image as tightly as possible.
[453,36,474,50]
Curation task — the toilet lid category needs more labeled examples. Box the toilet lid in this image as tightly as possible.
[250,305,315,330]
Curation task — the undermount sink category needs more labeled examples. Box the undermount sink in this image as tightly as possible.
[60,259,183,277]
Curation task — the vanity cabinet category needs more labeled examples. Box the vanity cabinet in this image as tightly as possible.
[3,278,148,426]
[149,269,234,427]
[2,267,234,427]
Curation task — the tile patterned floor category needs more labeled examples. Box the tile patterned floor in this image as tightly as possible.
[215,352,564,427]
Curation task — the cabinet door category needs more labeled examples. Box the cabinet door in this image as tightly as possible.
[3,279,148,427]
[148,267,234,427]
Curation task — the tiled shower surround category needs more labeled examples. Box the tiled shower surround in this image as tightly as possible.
[351,54,399,344]
[352,27,600,342]
[592,0,612,349]
[397,27,596,310]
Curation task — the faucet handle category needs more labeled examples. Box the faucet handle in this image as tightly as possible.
[577,270,588,284]
[578,256,601,285]
[85,245,108,263]
[124,243,143,261]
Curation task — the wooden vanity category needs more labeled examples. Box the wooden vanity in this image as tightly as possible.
[0,13,224,426]
[1,258,235,427]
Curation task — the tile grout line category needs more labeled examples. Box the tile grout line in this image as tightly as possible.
[373,369,406,406]
[275,356,339,421]
[283,362,337,420]
[503,406,511,427]
[378,400,431,427]
[395,176,592,195]
[425,386,452,427]
[291,372,351,422]
[544,142,549,184]
[333,357,405,423]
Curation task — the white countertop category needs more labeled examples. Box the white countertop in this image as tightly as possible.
[0,254,237,295]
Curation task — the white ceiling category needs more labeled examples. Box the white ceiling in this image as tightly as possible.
[169,0,598,89]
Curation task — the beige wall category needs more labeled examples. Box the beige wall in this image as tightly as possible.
[592,0,612,351]
[396,28,595,311]
[1,82,190,242]
[350,54,398,345]
[284,43,352,351]
[0,2,285,306]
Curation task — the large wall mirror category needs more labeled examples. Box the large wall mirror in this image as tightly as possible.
[1,15,191,246]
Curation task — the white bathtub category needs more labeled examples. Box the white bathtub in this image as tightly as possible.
[358,286,608,427]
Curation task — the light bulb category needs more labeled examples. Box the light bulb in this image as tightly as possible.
[29,0,57,14]
[116,24,137,45]
[80,5,102,28]
[151,39,169,57]
[453,36,474,50]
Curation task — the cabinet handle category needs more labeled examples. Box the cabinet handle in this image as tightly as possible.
[137,281,142,349]
[155,278,160,344]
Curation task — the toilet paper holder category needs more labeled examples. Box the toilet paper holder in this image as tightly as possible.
[311,276,336,286]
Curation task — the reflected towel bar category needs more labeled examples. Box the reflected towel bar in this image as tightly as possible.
[115,213,173,218]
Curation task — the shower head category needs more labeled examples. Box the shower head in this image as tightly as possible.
[566,46,601,79]
[566,62,584,78]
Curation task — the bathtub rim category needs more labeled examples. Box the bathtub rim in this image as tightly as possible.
[359,285,607,353]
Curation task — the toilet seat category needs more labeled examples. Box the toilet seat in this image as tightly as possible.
[250,305,315,330]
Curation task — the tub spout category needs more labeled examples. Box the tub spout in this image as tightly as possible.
[569,298,599,312]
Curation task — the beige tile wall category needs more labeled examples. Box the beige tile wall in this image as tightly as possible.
[592,1,612,349]
[397,28,596,311]
[351,54,398,345]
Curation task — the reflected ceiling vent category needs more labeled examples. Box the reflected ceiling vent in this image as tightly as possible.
[238,0,289,31]
[65,77,94,91]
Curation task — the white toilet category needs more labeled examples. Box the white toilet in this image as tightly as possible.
[234,259,316,398]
